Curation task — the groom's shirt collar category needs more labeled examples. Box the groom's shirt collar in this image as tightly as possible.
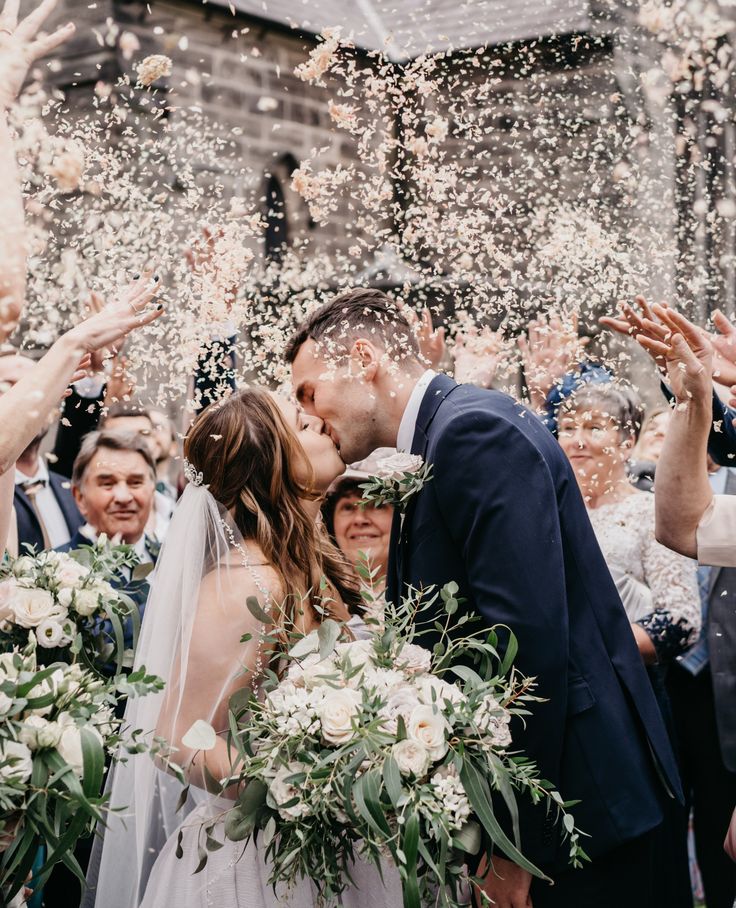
[397,370,436,453]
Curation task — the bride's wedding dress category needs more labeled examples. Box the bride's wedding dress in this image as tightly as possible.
[86,483,402,908]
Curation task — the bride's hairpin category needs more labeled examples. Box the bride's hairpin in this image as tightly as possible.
[183,459,205,487]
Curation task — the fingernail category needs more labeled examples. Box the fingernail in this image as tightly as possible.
[156,304,163,311]
[65,22,75,29]
[133,273,140,280]
[154,274,160,282]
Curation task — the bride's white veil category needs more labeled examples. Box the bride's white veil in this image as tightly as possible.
[83,478,266,908]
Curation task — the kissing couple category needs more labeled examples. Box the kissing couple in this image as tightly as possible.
[87,289,680,908]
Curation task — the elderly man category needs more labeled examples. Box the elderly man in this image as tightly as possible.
[0,350,82,554]
[625,305,736,908]
[58,429,159,645]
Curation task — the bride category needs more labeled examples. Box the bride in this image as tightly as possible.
[85,387,403,908]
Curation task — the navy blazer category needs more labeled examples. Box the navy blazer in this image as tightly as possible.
[14,471,83,554]
[387,375,682,870]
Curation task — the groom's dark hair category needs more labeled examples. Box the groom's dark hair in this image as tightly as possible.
[284,287,420,362]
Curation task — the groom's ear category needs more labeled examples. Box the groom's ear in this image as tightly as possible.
[349,339,380,382]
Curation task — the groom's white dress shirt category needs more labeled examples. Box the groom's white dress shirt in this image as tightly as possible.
[397,370,436,453]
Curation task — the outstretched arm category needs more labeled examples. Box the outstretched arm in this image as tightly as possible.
[0,0,75,341]
[635,306,714,557]
[1,275,164,552]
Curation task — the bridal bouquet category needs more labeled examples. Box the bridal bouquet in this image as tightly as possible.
[208,586,586,908]
[0,641,163,901]
[0,540,142,674]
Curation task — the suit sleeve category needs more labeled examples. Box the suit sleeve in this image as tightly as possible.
[431,410,569,865]
[661,381,736,467]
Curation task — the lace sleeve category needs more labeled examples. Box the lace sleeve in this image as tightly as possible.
[638,500,701,662]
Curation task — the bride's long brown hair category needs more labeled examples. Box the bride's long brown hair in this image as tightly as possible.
[184,387,361,625]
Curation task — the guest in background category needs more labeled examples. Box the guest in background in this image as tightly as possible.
[628,407,671,492]
[557,381,700,908]
[323,473,393,595]
[60,430,158,644]
[620,305,736,908]
[557,383,700,666]
[101,404,173,539]
[0,350,82,553]
[149,408,179,501]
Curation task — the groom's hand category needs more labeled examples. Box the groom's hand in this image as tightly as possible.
[474,854,533,908]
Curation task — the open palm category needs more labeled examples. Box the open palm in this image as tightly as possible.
[0,0,74,109]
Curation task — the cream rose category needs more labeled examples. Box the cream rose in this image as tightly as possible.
[73,589,100,618]
[318,688,361,745]
[379,684,421,736]
[56,724,101,776]
[416,675,466,708]
[55,556,90,588]
[407,704,450,761]
[11,589,59,628]
[269,762,310,820]
[12,556,35,578]
[20,716,62,750]
[391,739,430,777]
[395,643,432,675]
[0,741,33,783]
[0,653,19,679]
[375,453,424,479]
[288,652,338,690]
[0,579,18,622]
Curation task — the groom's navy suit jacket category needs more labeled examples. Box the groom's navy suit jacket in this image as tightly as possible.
[387,374,681,871]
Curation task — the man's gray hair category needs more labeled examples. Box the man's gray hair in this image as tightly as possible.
[71,430,156,487]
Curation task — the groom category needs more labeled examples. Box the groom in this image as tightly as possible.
[287,289,680,908]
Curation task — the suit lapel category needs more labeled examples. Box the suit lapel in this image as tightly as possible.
[392,374,459,594]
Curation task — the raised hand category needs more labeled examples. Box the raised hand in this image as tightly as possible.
[518,310,587,409]
[708,309,736,388]
[67,271,164,355]
[636,305,713,405]
[0,0,75,109]
[599,296,667,374]
[417,306,446,369]
[452,322,509,387]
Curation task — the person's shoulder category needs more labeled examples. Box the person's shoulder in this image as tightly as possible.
[199,559,282,614]
[434,388,553,451]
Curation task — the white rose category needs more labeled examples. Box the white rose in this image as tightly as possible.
[288,653,338,690]
[19,716,62,750]
[0,579,18,622]
[36,617,70,649]
[0,693,13,717]
[57,588,73,608]
[28,669,66,717]
[11,588,59,628]
[55,557,89,589]
[56,724,101,776]
[269,762,310,820]
[395,643,432,675]
[12,557,35,579]
[378,684,421,735]
[391,739,430,777]
[417,675,466,708]
[407,704,450,761]
[73,589,100,618]
[318,688,361,745]
[0,653,19,679]
[0,740,33,783]
[336,639,375,671]
[375,452,424,480]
